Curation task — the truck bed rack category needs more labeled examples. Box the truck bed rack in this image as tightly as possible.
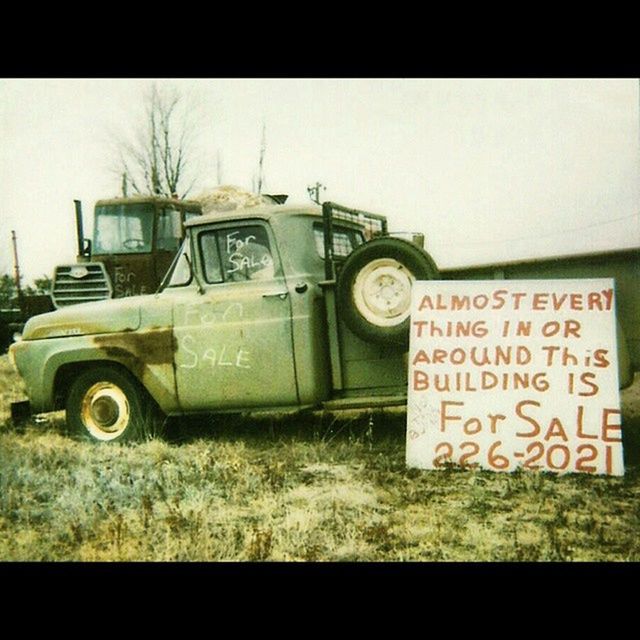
[321,201,388,280]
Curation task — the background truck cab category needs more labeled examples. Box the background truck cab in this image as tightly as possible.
[50,196,203,308]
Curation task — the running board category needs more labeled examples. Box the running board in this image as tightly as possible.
[322,394,407,411]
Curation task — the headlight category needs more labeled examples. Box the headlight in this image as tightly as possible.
[8,333,22,371]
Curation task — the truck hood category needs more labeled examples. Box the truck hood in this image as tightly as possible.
[22,296,145,340]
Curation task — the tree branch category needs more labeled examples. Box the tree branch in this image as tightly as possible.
[108,82,199,198]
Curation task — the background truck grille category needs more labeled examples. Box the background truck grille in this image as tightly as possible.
[51,263,112,308]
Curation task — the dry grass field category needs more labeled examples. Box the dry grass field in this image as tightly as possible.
[1,354,639,562]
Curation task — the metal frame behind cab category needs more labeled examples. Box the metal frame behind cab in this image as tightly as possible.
[321,201,388,281]
[320,201,389,394]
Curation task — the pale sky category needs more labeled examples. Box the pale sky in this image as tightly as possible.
[1,78,639,283]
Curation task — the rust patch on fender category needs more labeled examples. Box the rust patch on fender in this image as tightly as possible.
[93,327,177,380]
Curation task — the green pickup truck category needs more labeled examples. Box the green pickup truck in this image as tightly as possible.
[9,202,439,442]
[8,200,639,443]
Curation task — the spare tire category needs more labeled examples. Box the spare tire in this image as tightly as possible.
[337,237,439,347]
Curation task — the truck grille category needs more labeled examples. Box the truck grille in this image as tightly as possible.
[51,263,113,308]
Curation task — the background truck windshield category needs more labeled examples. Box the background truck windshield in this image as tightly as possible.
[93,203,154,254]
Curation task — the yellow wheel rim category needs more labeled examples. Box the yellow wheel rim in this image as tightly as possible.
[80,381,131,441]
[352,258,415,327]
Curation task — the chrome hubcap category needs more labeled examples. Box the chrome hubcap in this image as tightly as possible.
[81,382,131,441]
[91,396,119,427]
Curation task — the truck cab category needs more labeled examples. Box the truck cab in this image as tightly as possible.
[10,201,439,442]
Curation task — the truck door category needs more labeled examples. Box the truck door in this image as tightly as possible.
[172,221,299,411]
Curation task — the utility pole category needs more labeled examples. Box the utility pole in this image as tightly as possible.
[216,150,223,186]
[11,230,23,308]
[307,181,326,204]
[256,122,266,194]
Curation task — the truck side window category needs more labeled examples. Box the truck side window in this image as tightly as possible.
[313,223,364,258]
[199,232,224,283]
[218,225,275,282]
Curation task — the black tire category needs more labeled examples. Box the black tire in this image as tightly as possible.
[337,237,439,347]
[0,322,10,354]
[66,365,164,443]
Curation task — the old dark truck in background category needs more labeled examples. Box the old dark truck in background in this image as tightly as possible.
[8,199,640,443]
[49,190,289,308]
[51,196,203,308]
[1,196,203,353]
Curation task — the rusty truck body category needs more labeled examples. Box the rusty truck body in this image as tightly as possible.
[8,199,640,443]
[10,202,439,441]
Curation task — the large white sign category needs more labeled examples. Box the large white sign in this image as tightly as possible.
[406,279,623,475]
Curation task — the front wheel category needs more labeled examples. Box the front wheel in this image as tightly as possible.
[66,365,164,443]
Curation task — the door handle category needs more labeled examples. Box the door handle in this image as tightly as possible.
[262,291,289,300]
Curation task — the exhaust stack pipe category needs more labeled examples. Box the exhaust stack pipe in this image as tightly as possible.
[74,199,91,258]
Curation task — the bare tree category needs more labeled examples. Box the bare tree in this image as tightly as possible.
[252,122,267,195]
[114,84,199,199]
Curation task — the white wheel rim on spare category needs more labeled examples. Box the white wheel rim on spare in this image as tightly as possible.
[80,381,131,441]
[352,258,415,327]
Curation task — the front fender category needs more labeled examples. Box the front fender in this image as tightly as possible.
[12,329,179,415]
[12,337,115,412]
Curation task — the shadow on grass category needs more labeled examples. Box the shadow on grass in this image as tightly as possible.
[622,416,640,468]
[164,409,640,471]
[163,409,408,448]
[1,411,67,437]
[5,407,640,472]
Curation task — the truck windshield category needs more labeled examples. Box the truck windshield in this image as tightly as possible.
[93,203,154,254]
